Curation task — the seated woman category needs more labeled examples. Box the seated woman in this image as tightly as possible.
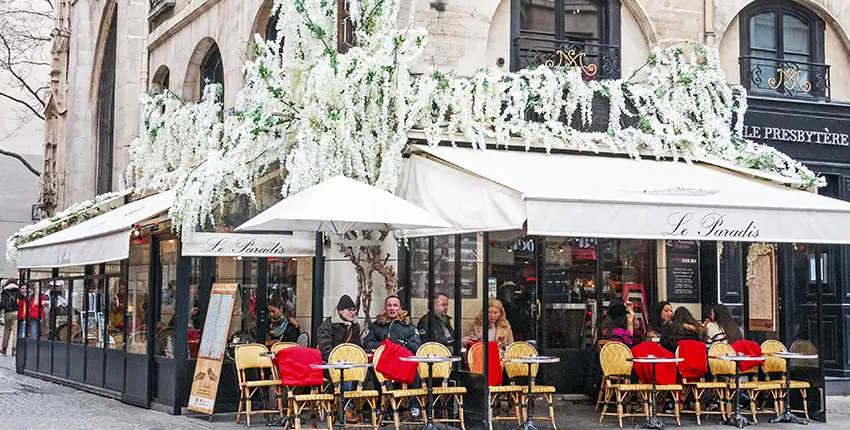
[602,299,634,347]
[466,298,514,352]
[646,301,673,340]
[704,303,743,348]
[660,307,706,353]
[266,297,300,345]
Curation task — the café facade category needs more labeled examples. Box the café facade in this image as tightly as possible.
[13,139,850,425]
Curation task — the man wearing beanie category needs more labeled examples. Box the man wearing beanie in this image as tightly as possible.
[316,294,361,362]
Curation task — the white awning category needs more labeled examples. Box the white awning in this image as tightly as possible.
[17,191,175,268]
[398,145,850,244]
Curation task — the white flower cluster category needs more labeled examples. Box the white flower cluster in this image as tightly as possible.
[123,0,823,235]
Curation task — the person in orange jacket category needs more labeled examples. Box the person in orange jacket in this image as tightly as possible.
[17,282,43,339]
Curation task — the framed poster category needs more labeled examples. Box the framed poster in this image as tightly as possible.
[747,244,776,331]
[666,240,700,303]
[188,283,238,415]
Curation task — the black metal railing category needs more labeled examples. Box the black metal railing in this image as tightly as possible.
[513,33,621,80]
[740,56,830,101]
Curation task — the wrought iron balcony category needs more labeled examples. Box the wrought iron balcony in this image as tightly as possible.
[513,33,621,80]
[740,56,830,102]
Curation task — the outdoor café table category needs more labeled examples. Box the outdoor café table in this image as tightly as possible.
[628,356,683,430]
[768,352,819,425]
[311,361,373,430]
[712,354,766,428]
[399,355,462,430]
[505,355,560,430]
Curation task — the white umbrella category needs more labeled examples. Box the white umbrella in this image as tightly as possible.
[234,176,451,235]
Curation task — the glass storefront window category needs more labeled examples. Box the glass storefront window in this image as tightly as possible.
[216,256,257,344]
[409,236,459,349]
[156,237,178,357]
[44,278,70,341]
[70,278,85,344]
[85,276,106,347]
[107,276,127,349]
[127,243,150,354]
[266,257,300,344]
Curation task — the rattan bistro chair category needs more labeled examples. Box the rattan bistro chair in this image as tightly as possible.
[504,341,557,429]
[415,342,466,430]
[676,346,730,424]
[762,340,811,420]
[467,341,523,430]
[327,343,380,429]
[372,345,428,430]
[270,342,297,355]
[598,341,650,428]
[735,344,781,423]
[234,343,284,427]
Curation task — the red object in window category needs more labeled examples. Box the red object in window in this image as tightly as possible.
[731,339,765,372]
[274,346,324,387]
[631,341,677,385]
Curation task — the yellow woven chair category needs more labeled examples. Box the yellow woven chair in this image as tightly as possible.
[467,341,523,430]
[414,342,466,430]
[762,340,811,420]
[272,344,333,430]
[328,343,379,429]
[373,345,428,430]
[735,344,781,423]
[270,342,297,355]
[504,341,557,429]
[234,343,284,427]
[710,343,779,424]
[676,346,729,424]
[598,341,650,428]
[595,339,615,411]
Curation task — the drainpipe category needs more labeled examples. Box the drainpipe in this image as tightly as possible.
[704,0,716,46]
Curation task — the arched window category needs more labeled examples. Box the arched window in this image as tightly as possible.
[96,7,117,195]
[152,65,170,93]
[266,9,280,42]
[199,45,223,101]
[514,0,621,79]
[739,1,826,99]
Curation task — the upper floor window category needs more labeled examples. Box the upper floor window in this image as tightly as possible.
[199,45,224,101]
[266,9,280,42]
[513,0,621,79]
[96,7,118,195]
[739,1,827,100]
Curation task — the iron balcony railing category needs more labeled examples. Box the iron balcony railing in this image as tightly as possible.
[740,55,830,101]
[513,33,621,80]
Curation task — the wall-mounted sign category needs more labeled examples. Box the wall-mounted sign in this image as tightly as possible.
[743,125,849,147]
[665,240,700,303]
[181,232,315,257]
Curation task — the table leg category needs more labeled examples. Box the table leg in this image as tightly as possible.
[334,369,346,430]
[518,362,536,430]
[769,362,807,425]
[424,362,440,430]
[641,362,664,429]
[725,363,752,428]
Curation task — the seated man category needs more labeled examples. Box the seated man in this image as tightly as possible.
[417,293,454,348]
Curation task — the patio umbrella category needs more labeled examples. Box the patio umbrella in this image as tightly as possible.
[234,175,451,235]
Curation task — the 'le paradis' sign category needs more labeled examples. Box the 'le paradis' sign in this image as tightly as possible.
[181,232,316,257]
[663,212,759,240]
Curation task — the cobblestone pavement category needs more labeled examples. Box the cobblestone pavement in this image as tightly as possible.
[1,354,849,430]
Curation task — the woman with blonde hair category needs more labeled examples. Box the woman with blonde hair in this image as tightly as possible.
[468,298,514,350]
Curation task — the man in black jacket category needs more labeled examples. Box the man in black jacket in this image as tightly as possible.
[363,295,421,353]
[316,295,360,362]
[1,280,19,355]
[417,293,454,348]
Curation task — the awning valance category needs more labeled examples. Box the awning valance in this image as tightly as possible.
[17,191,175,268]
[397,145,850,244]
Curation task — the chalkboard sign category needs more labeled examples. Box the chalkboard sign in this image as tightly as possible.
[666,240,700,303]
[411,236,478,299]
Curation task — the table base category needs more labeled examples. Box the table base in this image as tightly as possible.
[769,410,808,425]
[640,416,666,429]
[724,413,753,428]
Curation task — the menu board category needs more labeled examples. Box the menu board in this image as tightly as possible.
[411,236,478,299]
[666,240,700,303]
[188,283,238,415]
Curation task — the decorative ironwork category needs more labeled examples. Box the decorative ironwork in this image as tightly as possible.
[514,34,620,80]
[740,56,830,101]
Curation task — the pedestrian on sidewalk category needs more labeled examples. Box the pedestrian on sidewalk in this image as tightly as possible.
[1,279,19,355]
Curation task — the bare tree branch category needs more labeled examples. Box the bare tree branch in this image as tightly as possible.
[0,147,40,176]
[0,91,45,119]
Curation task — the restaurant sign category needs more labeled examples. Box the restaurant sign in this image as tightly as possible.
[181,232,315,257]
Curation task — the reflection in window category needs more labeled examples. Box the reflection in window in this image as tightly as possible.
[70,278,85,344]
[127,243,150,354]
[107,277,127,349]
[266,258,300,344]
[156,237,178,357]
[199,45,224,100]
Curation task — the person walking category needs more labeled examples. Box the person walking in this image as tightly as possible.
[417,293,454,348]
[1,279,19,355]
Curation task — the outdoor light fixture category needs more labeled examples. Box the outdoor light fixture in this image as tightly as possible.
[131,224,142,238]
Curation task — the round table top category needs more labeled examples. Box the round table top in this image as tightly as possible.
[711,355,765,362]
[772,352,819,360]
[506,356,561,364]
[399,355,462,363]
[630,357,683,364]
[310,362,374,370]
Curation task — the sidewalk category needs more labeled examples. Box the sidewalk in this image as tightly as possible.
[1,354,849,429]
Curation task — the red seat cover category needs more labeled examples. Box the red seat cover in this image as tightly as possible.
[731,339,765,372]
[274,346,324,386]
[632,341,677,385]
[677,339,708,380]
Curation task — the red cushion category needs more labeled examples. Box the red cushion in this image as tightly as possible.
[274,346,324,386]
[677,339,708,380]
[375,339,419,384]
[632,341,677,385]
[731,340,764,372]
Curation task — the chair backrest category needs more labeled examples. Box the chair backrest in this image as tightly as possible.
[271,342,297,355]
[761,339,788,374]
[504,341,538,378]
[599,341,632,378]
[707,342,735,377]
[790,339,819,368]
[373,345,388,385]
[235,343,274,385]
[416,342,453,382]
[297,332,310,346]
[328,343,368,384]
[467,341,484,373]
